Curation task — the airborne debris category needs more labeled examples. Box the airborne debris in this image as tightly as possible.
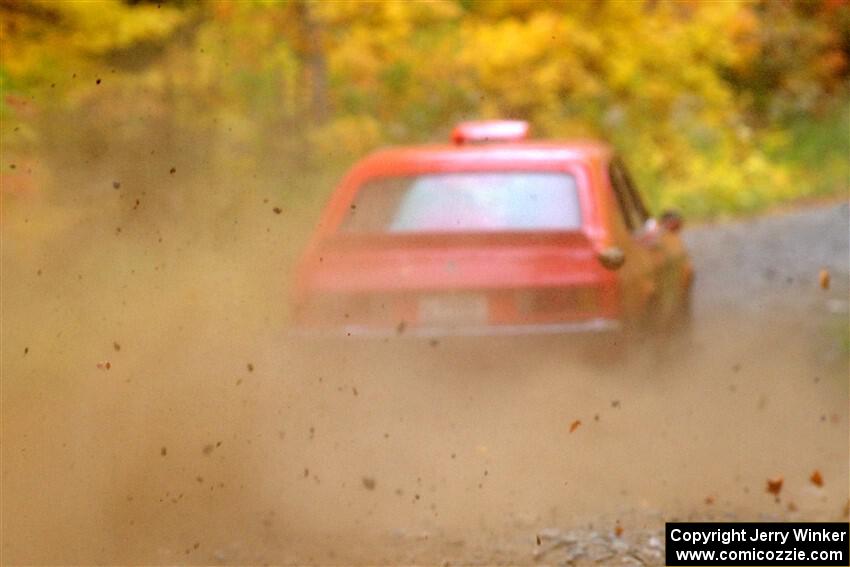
[569,420,581,433]
[766,476,783,496]
[819,268,830,290]
[202,444,215,455]
[809,470,823,487]
[396,320,406,334]
[113,342,120,351]
[362,477,376,490]
[96,361,111,370]
[611,400,620,408]
[160,446,167,456]
[273,207,282,214]
[247,363,254,372]
[169,167,176,174]
[112,181,120,189]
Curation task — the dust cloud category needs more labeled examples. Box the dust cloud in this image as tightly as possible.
[2,144,848,564]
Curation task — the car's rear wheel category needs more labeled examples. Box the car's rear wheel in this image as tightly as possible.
[641,286,695,366]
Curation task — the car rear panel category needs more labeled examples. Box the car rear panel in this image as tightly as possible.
[293,233,620,335]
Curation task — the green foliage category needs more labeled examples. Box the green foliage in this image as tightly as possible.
[1,0,848,222]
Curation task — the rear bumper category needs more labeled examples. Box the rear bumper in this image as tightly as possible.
[290,318,621,339]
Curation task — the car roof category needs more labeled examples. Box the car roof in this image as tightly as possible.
[353,140,614,174]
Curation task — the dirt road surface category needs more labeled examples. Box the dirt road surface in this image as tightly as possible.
[2,199,847,565]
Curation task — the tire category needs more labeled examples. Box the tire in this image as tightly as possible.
[646,286,694,366]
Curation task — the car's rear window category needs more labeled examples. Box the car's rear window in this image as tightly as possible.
[341,172,582,233]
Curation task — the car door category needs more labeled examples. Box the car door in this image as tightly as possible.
[613,158,686,324]
[607,158,666,324]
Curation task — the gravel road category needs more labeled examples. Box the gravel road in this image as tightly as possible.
[2,201,848,565]
[687,201,849,313]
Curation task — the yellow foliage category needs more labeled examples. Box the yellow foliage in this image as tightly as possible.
[308,114,383,163]
[1,0,846,218]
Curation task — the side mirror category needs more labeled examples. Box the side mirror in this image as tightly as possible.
[597,246,625,270]
[660,209,683,233]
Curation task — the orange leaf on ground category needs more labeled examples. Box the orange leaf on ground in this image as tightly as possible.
[569,420,581,433]
[810,470,824,487]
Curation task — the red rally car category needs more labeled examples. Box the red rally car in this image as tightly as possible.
[292,120,693,341]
